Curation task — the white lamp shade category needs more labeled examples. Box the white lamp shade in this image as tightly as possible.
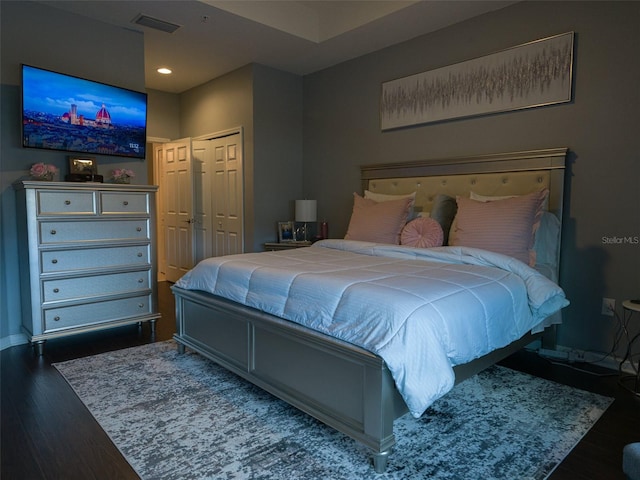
[295,200,317,222]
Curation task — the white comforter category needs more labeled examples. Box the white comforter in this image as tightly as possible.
[175,239,569,417]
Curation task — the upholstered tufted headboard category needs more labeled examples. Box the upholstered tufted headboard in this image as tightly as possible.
[361,148,567,220]
[361,148,568,343]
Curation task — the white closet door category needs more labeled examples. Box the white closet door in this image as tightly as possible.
[193,132,244,262]
[162,138,194,283]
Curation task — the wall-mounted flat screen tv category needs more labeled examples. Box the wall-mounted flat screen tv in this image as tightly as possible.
[22,65,147,159]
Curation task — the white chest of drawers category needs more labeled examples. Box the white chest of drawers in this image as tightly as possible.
[13,181,161,354]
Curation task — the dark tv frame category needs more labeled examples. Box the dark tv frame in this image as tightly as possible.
[21,64,148,160]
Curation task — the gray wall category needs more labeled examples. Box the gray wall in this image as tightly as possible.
[147,89,181,141]
[178,63,303,252]
[2,0,637,358]
[0,1,147,346]
[252,64,304,248]
[303,1,640,355]
[0,0,304,347]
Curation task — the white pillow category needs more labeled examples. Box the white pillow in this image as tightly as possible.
[470,191,550,211]
[365,190,417,219]
[470,192,517,202]
[364,190,416,203]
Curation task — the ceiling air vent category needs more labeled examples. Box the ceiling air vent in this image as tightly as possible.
[132,14,181,34]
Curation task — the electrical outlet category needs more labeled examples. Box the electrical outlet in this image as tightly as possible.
[601,297,615,316]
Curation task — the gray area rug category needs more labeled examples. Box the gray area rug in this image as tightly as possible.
[54,340,612,480]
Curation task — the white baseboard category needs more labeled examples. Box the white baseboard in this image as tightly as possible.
[0,333,29,351]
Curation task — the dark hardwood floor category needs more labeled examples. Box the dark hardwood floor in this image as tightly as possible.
[2,281,638,479]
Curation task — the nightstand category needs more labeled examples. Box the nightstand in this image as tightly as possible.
[619,300,640,396]
[264,241,312,251]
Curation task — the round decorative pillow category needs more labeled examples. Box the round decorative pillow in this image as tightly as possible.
[400,217,444,248]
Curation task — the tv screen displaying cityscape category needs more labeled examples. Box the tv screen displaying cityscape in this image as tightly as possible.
[22,65,148,159]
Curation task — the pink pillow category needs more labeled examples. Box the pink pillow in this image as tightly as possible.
[450,190,548,266]
[401,217,444,248]
[344,193,412,244]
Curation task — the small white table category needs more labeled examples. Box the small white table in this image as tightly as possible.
[619,300,640,396]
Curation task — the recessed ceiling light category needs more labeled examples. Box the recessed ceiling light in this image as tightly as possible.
[157,67,172,75]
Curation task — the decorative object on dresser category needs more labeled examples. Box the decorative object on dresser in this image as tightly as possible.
[69,156,98,175]
[110,168,135,184]
[12,180,161,355]
[29,162,58,181]
[66,156,103,182]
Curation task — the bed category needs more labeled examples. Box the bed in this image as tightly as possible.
[172,148,569,473]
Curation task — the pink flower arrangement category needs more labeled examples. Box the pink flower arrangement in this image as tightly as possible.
[111,168,135,183]
[29,163,58,180]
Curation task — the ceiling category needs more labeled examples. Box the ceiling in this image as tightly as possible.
[40,0,516,94]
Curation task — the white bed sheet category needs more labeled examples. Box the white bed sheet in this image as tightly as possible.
[175,239,568,417]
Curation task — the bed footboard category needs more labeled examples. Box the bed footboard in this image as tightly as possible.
[172,286,407,473]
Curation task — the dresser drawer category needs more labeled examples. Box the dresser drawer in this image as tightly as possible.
[100,192,150,214]
[41,245,150,273]
[40,219,150,244]
[44,294,152,332]
[37,191,96,215]
[43,270,151,302]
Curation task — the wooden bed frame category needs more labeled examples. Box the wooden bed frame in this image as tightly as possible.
[172,148,568,473]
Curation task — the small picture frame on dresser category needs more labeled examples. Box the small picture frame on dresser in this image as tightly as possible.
[69,156,98,175]
[277,221,295,242]
[67,156,103,182]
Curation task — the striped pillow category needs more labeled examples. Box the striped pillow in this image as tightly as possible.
[345,193,412,244]
[450,189,548,266]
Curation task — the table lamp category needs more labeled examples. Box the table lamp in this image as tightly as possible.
[295,199,317,242]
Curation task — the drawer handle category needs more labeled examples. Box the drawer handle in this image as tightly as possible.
[123,201,129,206]
[64,200,71,205]
[138,278,144,283]
[54,316,60,322]
[53,288,59,293]
[138,303,144,308]
[50,229,57,235]
[137,252,143,257]
[137,227,142,232]
[51,259,58,264]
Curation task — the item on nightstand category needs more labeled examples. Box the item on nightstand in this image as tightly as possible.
[320,221,329,239]
[295,199,317,242]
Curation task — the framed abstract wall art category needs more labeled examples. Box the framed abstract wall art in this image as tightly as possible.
[380,32,574,130]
